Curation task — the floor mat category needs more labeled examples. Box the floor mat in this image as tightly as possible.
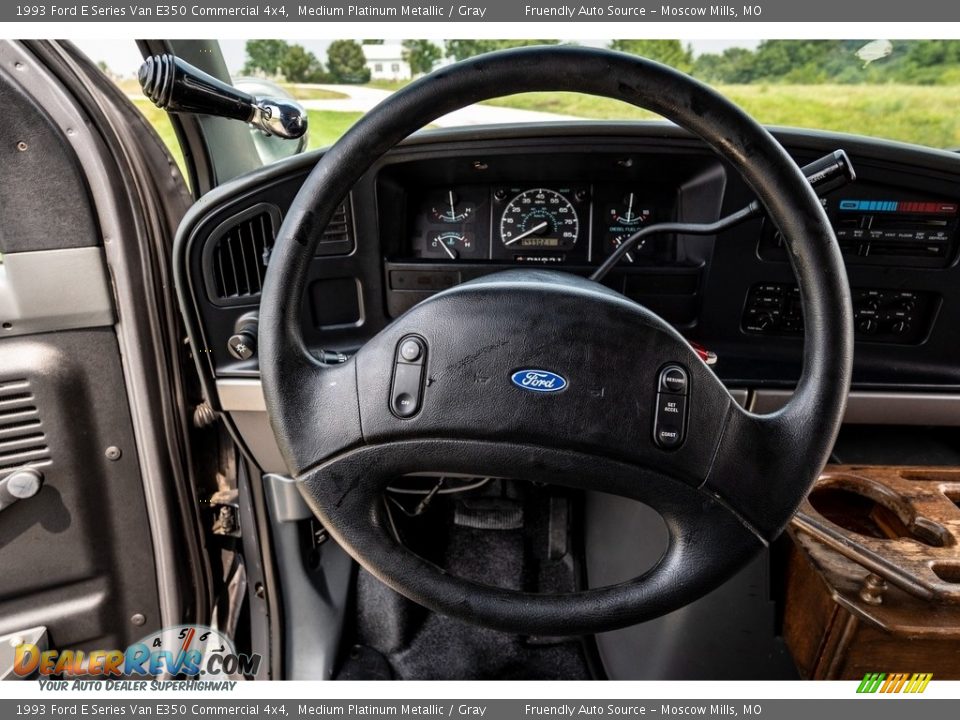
[336,482,593,680]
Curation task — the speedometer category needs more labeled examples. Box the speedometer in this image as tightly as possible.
[499,189,579,249]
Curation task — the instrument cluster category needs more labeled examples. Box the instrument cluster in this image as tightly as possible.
[408,184,668,266]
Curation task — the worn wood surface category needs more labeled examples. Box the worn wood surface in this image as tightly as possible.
[785,465,960,679]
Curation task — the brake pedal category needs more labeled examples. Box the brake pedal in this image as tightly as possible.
[454,498,523,530]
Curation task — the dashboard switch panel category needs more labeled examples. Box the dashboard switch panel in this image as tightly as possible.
[654,365,689,450]
[742,283,937,344]
[391,336,426,418]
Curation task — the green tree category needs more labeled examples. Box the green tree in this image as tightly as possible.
[693,46,757,83]
[609,40,694,73]
[326,39,371,84]
[402,39,442,76]
[279,44,326,83]
[444,40,559,62]
[362,39,384,45]
[243,39,289,77]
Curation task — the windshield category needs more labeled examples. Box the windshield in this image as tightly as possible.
[81,38,960,176]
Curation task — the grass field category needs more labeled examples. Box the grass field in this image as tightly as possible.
[365,79,410,92]
[483,84,960,149]
[280,85,348,100]
[305,110,365,150]
[132,99,187,177]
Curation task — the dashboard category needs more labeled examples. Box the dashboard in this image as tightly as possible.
[174,122,960,470]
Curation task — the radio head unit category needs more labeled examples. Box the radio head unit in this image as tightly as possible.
[760,193,959,268]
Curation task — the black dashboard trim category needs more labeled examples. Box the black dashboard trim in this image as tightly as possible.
[173,121,960,413]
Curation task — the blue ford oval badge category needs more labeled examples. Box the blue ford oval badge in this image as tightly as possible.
[511,369,567,393]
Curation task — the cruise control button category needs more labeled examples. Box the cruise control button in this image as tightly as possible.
[656,427,683,449]
[391,362,424,418]
[659,365,688,394]
[658,393,686,419]
[399,339,423,362]
[653,392,687,450]
[393,393,417,417]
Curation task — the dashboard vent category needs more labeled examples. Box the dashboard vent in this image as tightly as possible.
[316,197,355,257]
[210,208,275,301]
[0,379,51,475]
[204,198,354,305]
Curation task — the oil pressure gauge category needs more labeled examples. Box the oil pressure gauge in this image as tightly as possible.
[430,190,475,223]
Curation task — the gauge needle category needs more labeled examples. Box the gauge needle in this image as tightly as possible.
[625,192,635,223]
[504,221,549,246]
[440,242,458,260]
[448,190,456,221]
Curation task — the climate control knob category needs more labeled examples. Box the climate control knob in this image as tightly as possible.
[227,312,259,361]
[755,312,776,331]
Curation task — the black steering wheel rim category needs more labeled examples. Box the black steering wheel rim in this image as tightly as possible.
[259,46,853,634]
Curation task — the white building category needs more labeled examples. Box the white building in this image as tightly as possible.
[362,44,411,82]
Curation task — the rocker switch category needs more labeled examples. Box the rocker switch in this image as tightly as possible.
[654,365,689,450]
[391,337,426,418]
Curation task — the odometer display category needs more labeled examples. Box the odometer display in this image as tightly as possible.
[500,189,579,249]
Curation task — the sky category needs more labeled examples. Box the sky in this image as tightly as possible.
[73,38,760,79]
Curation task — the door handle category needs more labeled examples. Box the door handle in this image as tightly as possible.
[0,468,44,512]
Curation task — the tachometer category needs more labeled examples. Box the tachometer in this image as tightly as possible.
[500,189,579,249]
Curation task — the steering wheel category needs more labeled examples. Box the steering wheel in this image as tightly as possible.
[259,47,853,635]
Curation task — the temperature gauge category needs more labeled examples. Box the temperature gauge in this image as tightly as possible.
[429,231,473,260]
[430,190,474,224]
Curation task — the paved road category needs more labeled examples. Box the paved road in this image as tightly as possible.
[296,83,581,127]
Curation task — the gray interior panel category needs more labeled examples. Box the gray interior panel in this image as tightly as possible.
[263,474,353,679]
[752,389,960,425]
[584,491,797,680]
[0,247,114,337]
[0,61,98,253]
[0,329,162,651]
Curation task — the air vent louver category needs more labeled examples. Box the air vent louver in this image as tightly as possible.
[316,200,353,254]
[0,379,51,474]
[211,210,274,301]
[205,199,354,305]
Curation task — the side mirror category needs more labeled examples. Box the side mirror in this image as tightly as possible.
[138,53,308,152]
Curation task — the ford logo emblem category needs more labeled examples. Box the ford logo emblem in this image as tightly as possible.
[510,369,567,393]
